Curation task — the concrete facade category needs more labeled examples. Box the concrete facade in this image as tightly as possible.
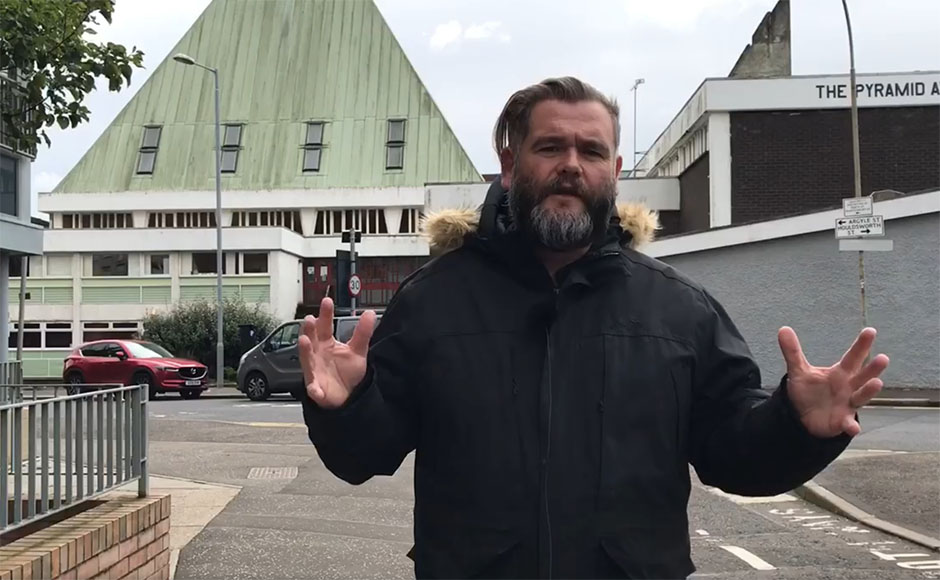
[657,212,939,389]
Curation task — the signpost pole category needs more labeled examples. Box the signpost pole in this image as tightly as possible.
[842,0,868,330]
[350,227,357,317]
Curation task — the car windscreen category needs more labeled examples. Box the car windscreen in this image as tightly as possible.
[124,342,174,359]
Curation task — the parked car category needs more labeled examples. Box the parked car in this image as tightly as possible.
[63,340,209,399]
[236,314,381,401]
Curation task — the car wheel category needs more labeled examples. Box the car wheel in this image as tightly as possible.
[132,371,157,400]
[65,372,84,396]
[180,390,202,400]
[245,372,270,401]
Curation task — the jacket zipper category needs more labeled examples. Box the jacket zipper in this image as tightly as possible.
[542,287,559,579]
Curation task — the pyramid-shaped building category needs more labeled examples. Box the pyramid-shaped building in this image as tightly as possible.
[29,0,486,373]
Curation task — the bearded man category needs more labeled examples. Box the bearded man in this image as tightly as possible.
[299,76,889,579]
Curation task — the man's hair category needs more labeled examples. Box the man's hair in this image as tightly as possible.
[493,76,621,155]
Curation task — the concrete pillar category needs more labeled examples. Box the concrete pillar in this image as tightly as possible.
[1,251,9,363]
[707,113,733,228]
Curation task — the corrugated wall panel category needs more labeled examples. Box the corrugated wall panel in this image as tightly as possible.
[54,0,481,195]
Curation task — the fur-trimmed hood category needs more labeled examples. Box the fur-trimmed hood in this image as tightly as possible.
[420,182,661,254]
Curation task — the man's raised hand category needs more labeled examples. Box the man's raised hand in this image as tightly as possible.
[298,297,377,409]
[778,326,889,438]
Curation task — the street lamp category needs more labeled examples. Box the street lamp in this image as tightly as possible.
[630,78,645,177]
[840,0,868,330]
[173,52,225,390]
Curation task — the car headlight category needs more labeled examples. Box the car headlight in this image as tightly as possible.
[157,367,178,372]
[239,351,249,367]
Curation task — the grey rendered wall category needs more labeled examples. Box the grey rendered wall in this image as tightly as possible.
[659,213,939,389]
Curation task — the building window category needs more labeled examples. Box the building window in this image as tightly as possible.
[8,323,41,349]
[386,119,405,170]
[9,255,28,277]
[312,209,390,236]
[150,254,169,275]
[45,322,73,348]
[243,253,268,274]
[191,252,227,275]
[61,212,134,229]
[221,124,243,173]
[399,208,420,234]
[136,125,162,175]
[302,121,324,172]
[0,153,17,216]
[147,211,216,228]
[81,321,140,343]
[92,254,129,277]
[231,210,303,234]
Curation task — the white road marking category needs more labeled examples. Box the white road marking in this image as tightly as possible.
[695,529,710,536]
[705,486,797,504]
[719,545,776,571]
[153,414,167,418]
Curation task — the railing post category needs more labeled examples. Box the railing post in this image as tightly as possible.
[138,384,149,498]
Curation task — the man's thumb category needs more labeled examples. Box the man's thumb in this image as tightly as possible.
[778,326,808,372]
[347,310,376,355]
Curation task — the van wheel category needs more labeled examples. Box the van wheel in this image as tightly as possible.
[245,372,270,401]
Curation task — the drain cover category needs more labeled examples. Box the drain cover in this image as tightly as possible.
[247,467,298,480]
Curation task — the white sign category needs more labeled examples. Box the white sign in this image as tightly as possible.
[835,215,884,239]
[348,274,362,297]
[843,197,873,217]
[839,239,894,252]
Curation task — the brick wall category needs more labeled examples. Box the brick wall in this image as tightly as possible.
[730,106,940,224]
[0,494,170,580]
[678,153,711,234]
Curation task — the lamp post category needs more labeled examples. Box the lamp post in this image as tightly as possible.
[840,0,868,330]
[173,52,225,390]
[630,78,645,177]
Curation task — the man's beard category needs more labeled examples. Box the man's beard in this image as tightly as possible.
[508,172,617,251]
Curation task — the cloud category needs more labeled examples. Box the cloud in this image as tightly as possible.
[430,20,463,50]
[464,21,502,40]
[429,19,510,50]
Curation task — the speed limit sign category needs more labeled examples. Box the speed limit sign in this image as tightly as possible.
[348,274,362,297]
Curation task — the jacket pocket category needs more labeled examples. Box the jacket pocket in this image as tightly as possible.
[597,334,688,514]
[414,498,525,579]
[598,524,695,579]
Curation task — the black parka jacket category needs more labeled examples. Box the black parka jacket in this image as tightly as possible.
[302,190,851,579]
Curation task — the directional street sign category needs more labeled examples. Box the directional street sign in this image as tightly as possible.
[842,197,873,217]
[835,215,884,239]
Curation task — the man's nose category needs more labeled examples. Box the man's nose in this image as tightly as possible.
[559,147,582,176]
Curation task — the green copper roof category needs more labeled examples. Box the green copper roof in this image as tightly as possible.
[55,0,482,193]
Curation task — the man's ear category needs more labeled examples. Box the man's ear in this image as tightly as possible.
[499,147,514,190]
[615,154,623,176]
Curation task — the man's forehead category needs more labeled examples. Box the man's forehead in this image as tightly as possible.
[526,99,615,144]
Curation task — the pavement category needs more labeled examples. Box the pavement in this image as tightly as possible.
[136,397,940,579]
[794,406,940,552]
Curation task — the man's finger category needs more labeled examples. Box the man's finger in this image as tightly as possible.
[841,414,861,437]
[316,297,335,343]
[839,327,876,372]
[849,377,884,409]
[851,353,889,390]
[777,326,809,373]
[347,310,376,356]
[298,333,317,388]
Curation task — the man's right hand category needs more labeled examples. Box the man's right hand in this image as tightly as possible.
[299,297,377,409]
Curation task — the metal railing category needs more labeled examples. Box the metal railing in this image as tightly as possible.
[1,384,148,535]
[0,362,23,404]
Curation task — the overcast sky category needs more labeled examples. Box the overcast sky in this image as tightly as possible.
[29,0,940,204]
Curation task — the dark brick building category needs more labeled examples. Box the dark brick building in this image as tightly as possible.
[635,72,940,237]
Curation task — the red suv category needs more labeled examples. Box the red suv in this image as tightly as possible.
[63,340,208,399]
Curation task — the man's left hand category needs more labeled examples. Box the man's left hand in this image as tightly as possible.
[778,326,890,438]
